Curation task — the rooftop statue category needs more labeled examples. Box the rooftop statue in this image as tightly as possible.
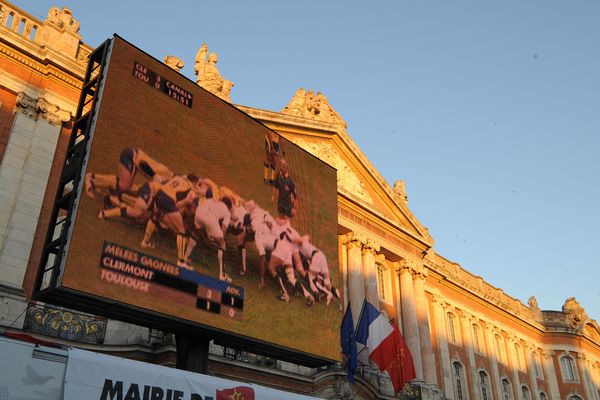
[164,56,184,72]
[282,88,347,128]
[562,297,589,330]
[46,7,80,33]
[194,43,234,102]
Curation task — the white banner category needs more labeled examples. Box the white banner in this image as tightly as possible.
[64,348,322,400]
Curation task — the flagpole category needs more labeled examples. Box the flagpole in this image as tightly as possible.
[354,298,367,331]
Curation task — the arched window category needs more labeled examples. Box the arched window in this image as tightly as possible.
[514,343,525,370]
[521,385,530,400]
[539,392,547,400]
[501,378,512,400]
[447,313,459,344]
[531,351,542,379]
[568,395,583,400]
[479,371,491,400]
[29,25,38,41]
[560,356,578,382]
[453,362,466,400]
[495,334,505,363]
[472,324,485,354]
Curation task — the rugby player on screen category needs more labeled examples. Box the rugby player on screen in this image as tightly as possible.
[267,216,315,306]
[194,192,234,283]
[85,147,173,197]
[299,234,341,307]
[143,174,199,270]
[271,159,297,219]
[263,131,281,185]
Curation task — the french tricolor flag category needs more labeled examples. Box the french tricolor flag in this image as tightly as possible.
[355,300,415,393]
[355,301,395,368]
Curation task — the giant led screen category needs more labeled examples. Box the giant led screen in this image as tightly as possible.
[58,37,341,362]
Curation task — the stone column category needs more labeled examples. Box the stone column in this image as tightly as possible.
[0,93,69,288]
[397,259,423,381]
[541,350,561,400]
[483,324,503,399]
[431,294,453,399]
[524,345,540,400]
[413,265,436,385]
[578,353,598,400]
[361,239,379,308]
[462,314,481,400]
[343,232,365,325]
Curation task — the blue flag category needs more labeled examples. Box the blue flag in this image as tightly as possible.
[355,300,380,345]
[340,304,357,383]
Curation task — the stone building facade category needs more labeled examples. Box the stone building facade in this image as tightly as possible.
[0,2,599,399]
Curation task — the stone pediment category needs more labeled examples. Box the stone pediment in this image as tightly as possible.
[291,138,373,204]
[287,133,432,246]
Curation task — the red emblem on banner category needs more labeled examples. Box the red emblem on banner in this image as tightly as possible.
[216,386,255,400]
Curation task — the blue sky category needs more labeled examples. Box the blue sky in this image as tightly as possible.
[18,1,600,320]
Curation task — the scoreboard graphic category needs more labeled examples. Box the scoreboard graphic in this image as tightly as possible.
[100,242,244,320]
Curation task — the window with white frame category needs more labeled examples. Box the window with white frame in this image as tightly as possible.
[568,395,582,400]
[521,385,530,400]
[560,355,578,382]
[479,371,491,400]
[447,312,460,344]
[472,324,485,354]
[453,362,466,400]
[501,378,512,400]
[539,392,547,400]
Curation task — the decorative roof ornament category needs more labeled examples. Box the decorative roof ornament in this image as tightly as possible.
[282,88,347,128]
[562,297,589,330]
[194,43,234,102]
[528,296,543,321]
[393,179,408,205]
[164,56,184,72]
[45,7,80,33]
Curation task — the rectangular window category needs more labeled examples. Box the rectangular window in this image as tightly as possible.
[376,264,386,301]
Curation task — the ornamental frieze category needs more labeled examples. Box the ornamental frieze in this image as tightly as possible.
[23,304,106,344]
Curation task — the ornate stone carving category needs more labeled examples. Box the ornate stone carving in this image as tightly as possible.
[528,296,538,309]
[414,264,429,280]
[343,232,365,250]
[23,304,106,344]
[334,376,356,400]
[393,179,408,204]
[396,258,420,275]
[361,238,380,255]
[290,138,373,204]
[431,293,446,306]
[46,7,80,33]
[14,93,71,125]
[164,55,184,72]
[282,88,347,128]
[528,295,543,321]
[37,98,71,125]
[194,43,234,102]
[562,297,589,330]
[15,92,38,119]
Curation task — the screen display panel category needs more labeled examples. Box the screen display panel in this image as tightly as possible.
[59,37,341,362]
